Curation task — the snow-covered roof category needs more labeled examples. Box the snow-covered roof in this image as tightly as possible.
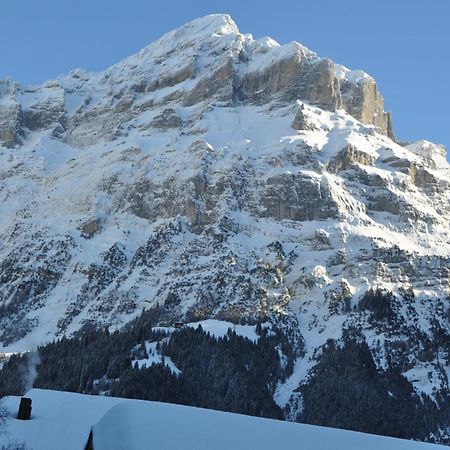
[2,389,124,450]
[1,389,446,450]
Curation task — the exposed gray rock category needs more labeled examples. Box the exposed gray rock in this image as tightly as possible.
[0,81,22,147]
[341,77,394,138]
[79,218,102,239]
[144,62,196,92]
[296,58,342,111]
[261,172,338,221]
[328,145,375,172]
[147,108,183,129]
[0,103,22,147]
[183,59,235,106]
[240,52,304,103]
[21,86,66,131]
[408,165,439,189]
[292,104,316,131]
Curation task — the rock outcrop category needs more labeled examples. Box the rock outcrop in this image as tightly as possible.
[0,80,22,147]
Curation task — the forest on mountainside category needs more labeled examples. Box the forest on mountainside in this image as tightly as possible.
[0,293,449,444]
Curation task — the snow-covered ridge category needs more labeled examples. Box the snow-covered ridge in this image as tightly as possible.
[334,63,374,84]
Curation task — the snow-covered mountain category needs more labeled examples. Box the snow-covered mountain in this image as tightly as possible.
[0,14,449,435]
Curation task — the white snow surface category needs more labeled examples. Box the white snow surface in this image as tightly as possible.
[185,319,261,342]
[133,341,181,374]
[1,389,447,450]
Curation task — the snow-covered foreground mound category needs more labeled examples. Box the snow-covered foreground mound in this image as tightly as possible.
[1,389,447,450]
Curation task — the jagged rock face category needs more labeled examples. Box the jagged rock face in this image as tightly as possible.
[0,81,22,147]
[261,172,339,221]
[327,144,376,173]
[340,76,394,138]
[296,58,342,111]
[0,14,449,424]
[21,83,66,132]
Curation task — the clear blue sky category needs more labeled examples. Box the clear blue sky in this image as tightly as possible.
[1,0,448,148]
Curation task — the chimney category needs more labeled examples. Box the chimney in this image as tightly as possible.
[17,397,32,420]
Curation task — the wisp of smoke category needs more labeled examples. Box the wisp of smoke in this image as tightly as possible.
[23,350,41,394]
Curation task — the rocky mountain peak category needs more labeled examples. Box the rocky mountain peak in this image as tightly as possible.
[0,14,396,150]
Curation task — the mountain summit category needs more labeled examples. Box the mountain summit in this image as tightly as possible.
[0,14,449,438]
[0,14,395,150]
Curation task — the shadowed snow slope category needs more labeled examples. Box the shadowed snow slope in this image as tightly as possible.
[1,389,447,450]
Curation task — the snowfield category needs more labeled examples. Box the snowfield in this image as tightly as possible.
[1,389,447,450]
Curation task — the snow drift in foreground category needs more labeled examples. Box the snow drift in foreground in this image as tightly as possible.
[1,389,447,450]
